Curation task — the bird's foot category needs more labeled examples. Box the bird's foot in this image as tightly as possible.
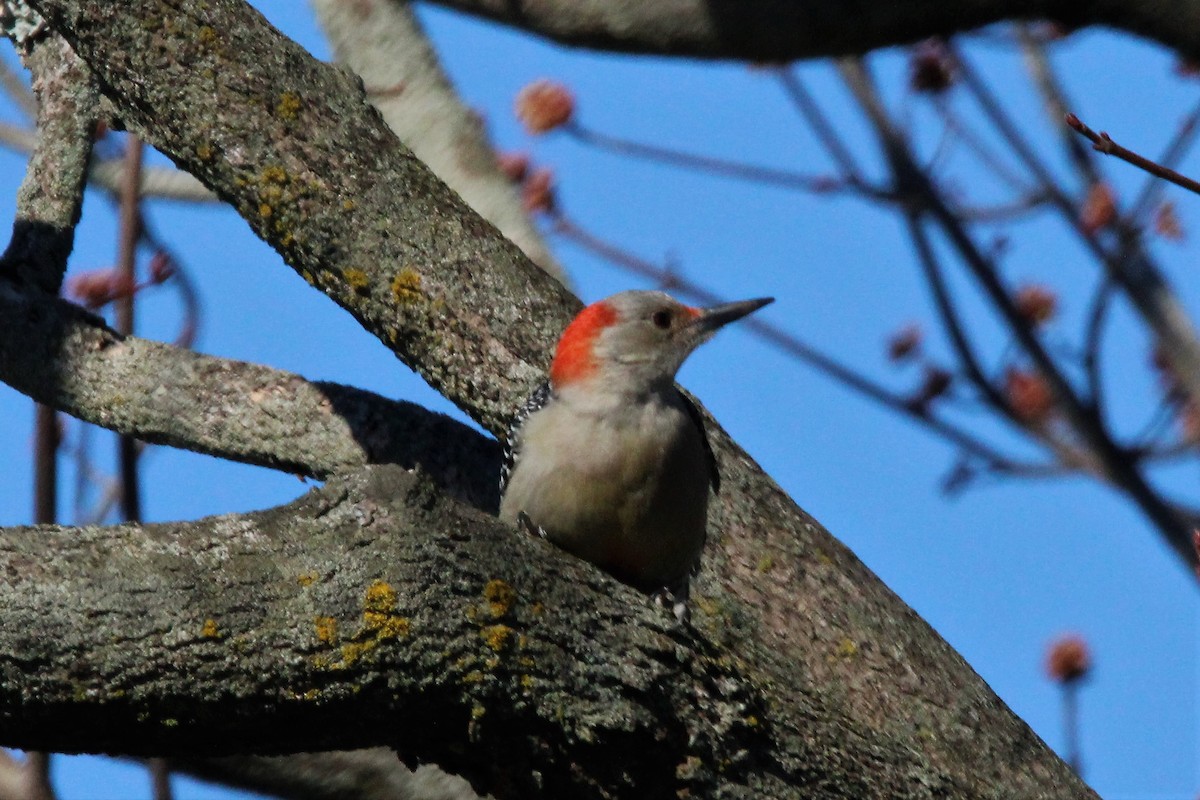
[516,511,548,540]
[651,578,691,626]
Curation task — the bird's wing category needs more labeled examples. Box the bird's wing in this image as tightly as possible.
[499,380,553,497]
[677,389,720,495]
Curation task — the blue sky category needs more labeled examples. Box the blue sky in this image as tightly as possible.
[0,3,1196,797]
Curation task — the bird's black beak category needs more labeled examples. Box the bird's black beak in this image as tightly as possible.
[691,297,774,337]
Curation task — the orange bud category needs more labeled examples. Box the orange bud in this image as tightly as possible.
[1014,284,1058,325]
[66,268,135,309]
[496,151,530,184]
[1046,635,1091,684]
[1179,402,1200,442]
[1155,201,1184,241]
[1080,182,1117,233]
[1005,368,1055,423]
[515,79,575,135]
[521,167,556,214]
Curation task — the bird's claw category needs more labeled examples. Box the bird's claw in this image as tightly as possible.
[516,511,548,540]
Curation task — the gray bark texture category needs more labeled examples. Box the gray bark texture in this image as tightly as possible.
[0,0,94,292]
[311,0,566,283]
[0,0,1101,797]
[423,0,1200,62]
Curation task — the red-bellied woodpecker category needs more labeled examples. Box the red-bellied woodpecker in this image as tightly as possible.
[499,290,773,622]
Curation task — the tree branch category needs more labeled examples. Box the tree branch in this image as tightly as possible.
[0,2,96,293]
[171,751,481,800]
[420,0,1200,63]
[0,465,828,798]
[13,2,1098,796]
[311,0,565,283]
[0,282,498,510]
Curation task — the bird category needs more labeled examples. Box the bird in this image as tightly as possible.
[499,289,773,622]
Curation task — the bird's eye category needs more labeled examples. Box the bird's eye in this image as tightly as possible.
[651,309,672,329]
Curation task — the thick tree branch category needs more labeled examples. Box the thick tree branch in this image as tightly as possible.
[0,282,498,510]
[311,0,565,283]
[172,751,481,800]
[0,2,95,292]
[0,466,793,798]
[420,0,1200,62]
[16,2,1096,796]
[29,0,571,435]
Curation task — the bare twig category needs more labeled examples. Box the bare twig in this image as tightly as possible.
[1130,100,1200,220]
[1017,26,1102,190]
[932,98,1031,193]
[564,121,888,199]
[1065,112,1200,197]
[114,134,143,524]
[841,55,1197,566]
[775,68,870,183]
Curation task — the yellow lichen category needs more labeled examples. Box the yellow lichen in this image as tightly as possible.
[744,715,760,728]
[343,268,370,291]
[480,624,514,653]
[756,554,775,573]
[200,619,220,639]
[297,570,318,587]
[276,91,302,121]
[260,165,288,184]
[471,703,486,720]
[259,203,273,218]
[835,638,858,659]
[482,579,516,619]
[390,267,423,305]
[311,581,410,670]
[520,674,534,690]
[195,141,214,161]
[362,580,410,639]
[197,25,217,44]
[314,616,338,645]
[342,199,356,211]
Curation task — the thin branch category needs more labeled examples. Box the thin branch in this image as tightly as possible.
[953,190,1051,222]
[1081,277,1115,409]
[931,99,1031,193]
[312,0,565,282]
[1065,112,1200,197]
[841,55,1197,566]
[1016,26,1102,190]
[563,121,889,199]
[114,133,143,524]
[903,213,1012,416]
[0,282,499,510]
[774,68,869,182]
[1130,99,1200,220]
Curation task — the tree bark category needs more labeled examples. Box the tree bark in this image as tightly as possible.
[4,1,1098,797]
[421,0,1200,62]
